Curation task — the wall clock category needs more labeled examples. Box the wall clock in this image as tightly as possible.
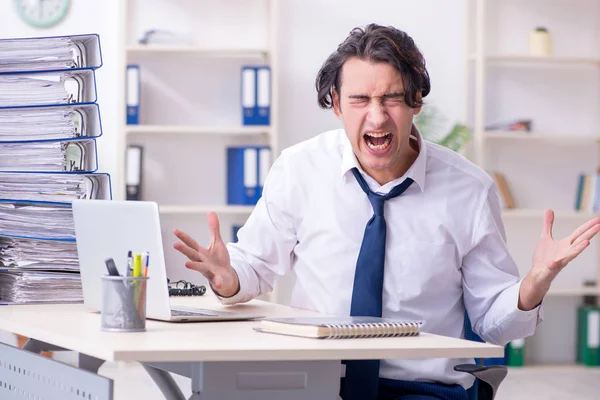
[14,0,71,29]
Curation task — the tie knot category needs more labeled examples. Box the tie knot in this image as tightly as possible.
[350,168,414,217]
[368,193,386,216]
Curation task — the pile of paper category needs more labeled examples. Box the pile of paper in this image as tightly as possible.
[0,173,102,203]
[0,106,80,141]
[0,203,74,240]
[0,74,72,107]
[0,237,78,271]
[0,270,82,303]
[0,33,109,304]
[0,37,78,72]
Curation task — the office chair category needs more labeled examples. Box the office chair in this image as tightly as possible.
[453,313,508,400]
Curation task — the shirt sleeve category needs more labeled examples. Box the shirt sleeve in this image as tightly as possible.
[461,183,544,346]
[216,151,298,305]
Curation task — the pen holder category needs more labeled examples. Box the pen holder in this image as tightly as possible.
[100,275,149,332]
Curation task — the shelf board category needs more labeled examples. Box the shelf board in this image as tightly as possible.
[125,125,270,136]
[546,286,599,296]
[485,131,600,143]
[470,54,600,66]
[502,209,596,219]
[159,205,254,215]
[127,46,269,58]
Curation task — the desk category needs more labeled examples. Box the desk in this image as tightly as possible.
[0,295,503,400]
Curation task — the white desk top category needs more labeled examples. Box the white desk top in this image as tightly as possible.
[0,295,503,363]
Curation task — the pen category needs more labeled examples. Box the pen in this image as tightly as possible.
[143,251,150,277]
[126,250,133,277]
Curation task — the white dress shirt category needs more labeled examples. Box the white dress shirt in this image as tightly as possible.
[222,127,543,388]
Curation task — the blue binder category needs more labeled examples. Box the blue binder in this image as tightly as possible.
[241,66,270,126]
[0,200,76,242]
[0,33,103,73]
[0,138,99,173]
[0,172,112,204]
[0,68,98,109]
[126,65,140,124]
[227,146,271,205]
[232,225,242,243]
[0,103,103,143]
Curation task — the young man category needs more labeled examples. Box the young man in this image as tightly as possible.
[174,24,600,400]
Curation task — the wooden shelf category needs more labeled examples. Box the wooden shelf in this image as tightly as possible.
[546,286,599,296]
[502,209,596,219]
[469,54,600,67]
[127,46,269,58]
[485,131,600,144]
[159,205,255,215]
[125,125,270,136]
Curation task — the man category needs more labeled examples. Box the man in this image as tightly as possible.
[174,24,600,400]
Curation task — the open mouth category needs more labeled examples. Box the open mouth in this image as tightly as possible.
[364,132,393,151]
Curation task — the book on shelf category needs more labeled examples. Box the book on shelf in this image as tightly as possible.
[0,33,111,304]
[254,316,421,339]
[575,169,600,212]
[491,171,516,209]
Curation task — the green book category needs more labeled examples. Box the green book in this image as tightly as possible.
[506,339,525,367]
[576,306,600,366]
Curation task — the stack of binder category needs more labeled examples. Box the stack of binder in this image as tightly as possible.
[0,34,112,304]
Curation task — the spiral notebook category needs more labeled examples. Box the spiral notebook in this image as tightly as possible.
[255,316,422,339]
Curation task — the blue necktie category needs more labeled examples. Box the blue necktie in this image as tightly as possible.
[343,167,414,400]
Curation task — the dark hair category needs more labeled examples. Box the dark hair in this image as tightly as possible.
[315,23,430,109]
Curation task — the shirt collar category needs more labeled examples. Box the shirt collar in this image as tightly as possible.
[340,124,427,192]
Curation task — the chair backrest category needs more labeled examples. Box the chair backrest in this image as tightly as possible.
[463,313,482,400]
[463,313,507,400]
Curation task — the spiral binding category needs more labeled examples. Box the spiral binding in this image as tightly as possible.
[323,321,421,339]
[167,279,206,297]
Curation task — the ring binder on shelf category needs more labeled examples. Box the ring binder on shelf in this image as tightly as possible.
[126,65,140,125]
[227,146,271,205]
[241,65,271,126]
[126,145,143,200]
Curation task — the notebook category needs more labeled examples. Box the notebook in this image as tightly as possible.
[255,316,422,339]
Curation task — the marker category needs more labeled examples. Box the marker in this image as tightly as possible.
[143,251,150,277]
[133,253,142,278]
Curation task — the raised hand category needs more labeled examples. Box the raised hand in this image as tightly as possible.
[519,209,600,310]
[173,212,240,297]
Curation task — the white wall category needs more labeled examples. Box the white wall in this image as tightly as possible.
[0,0,123,198]
[277,0,467,150]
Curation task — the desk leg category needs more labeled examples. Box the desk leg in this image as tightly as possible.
[142,364,187,400]
[145,360,341,400]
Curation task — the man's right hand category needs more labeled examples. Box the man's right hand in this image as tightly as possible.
[173,212,240,298]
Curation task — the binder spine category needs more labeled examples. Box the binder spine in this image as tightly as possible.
[126,65,140,124]
[125,145,143,200]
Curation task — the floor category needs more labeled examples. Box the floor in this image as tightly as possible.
[95,362,600,400]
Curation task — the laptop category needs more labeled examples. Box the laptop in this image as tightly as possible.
[72,199,264,322]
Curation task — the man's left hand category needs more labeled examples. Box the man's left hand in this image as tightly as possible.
[519,209,600,311]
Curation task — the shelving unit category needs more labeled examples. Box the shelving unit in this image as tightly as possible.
[125,125,271,136]
[466,0,600,365]
[159,205,255,215]
[117,0,279,290]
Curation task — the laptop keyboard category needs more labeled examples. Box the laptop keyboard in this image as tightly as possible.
[171,308,220,317]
